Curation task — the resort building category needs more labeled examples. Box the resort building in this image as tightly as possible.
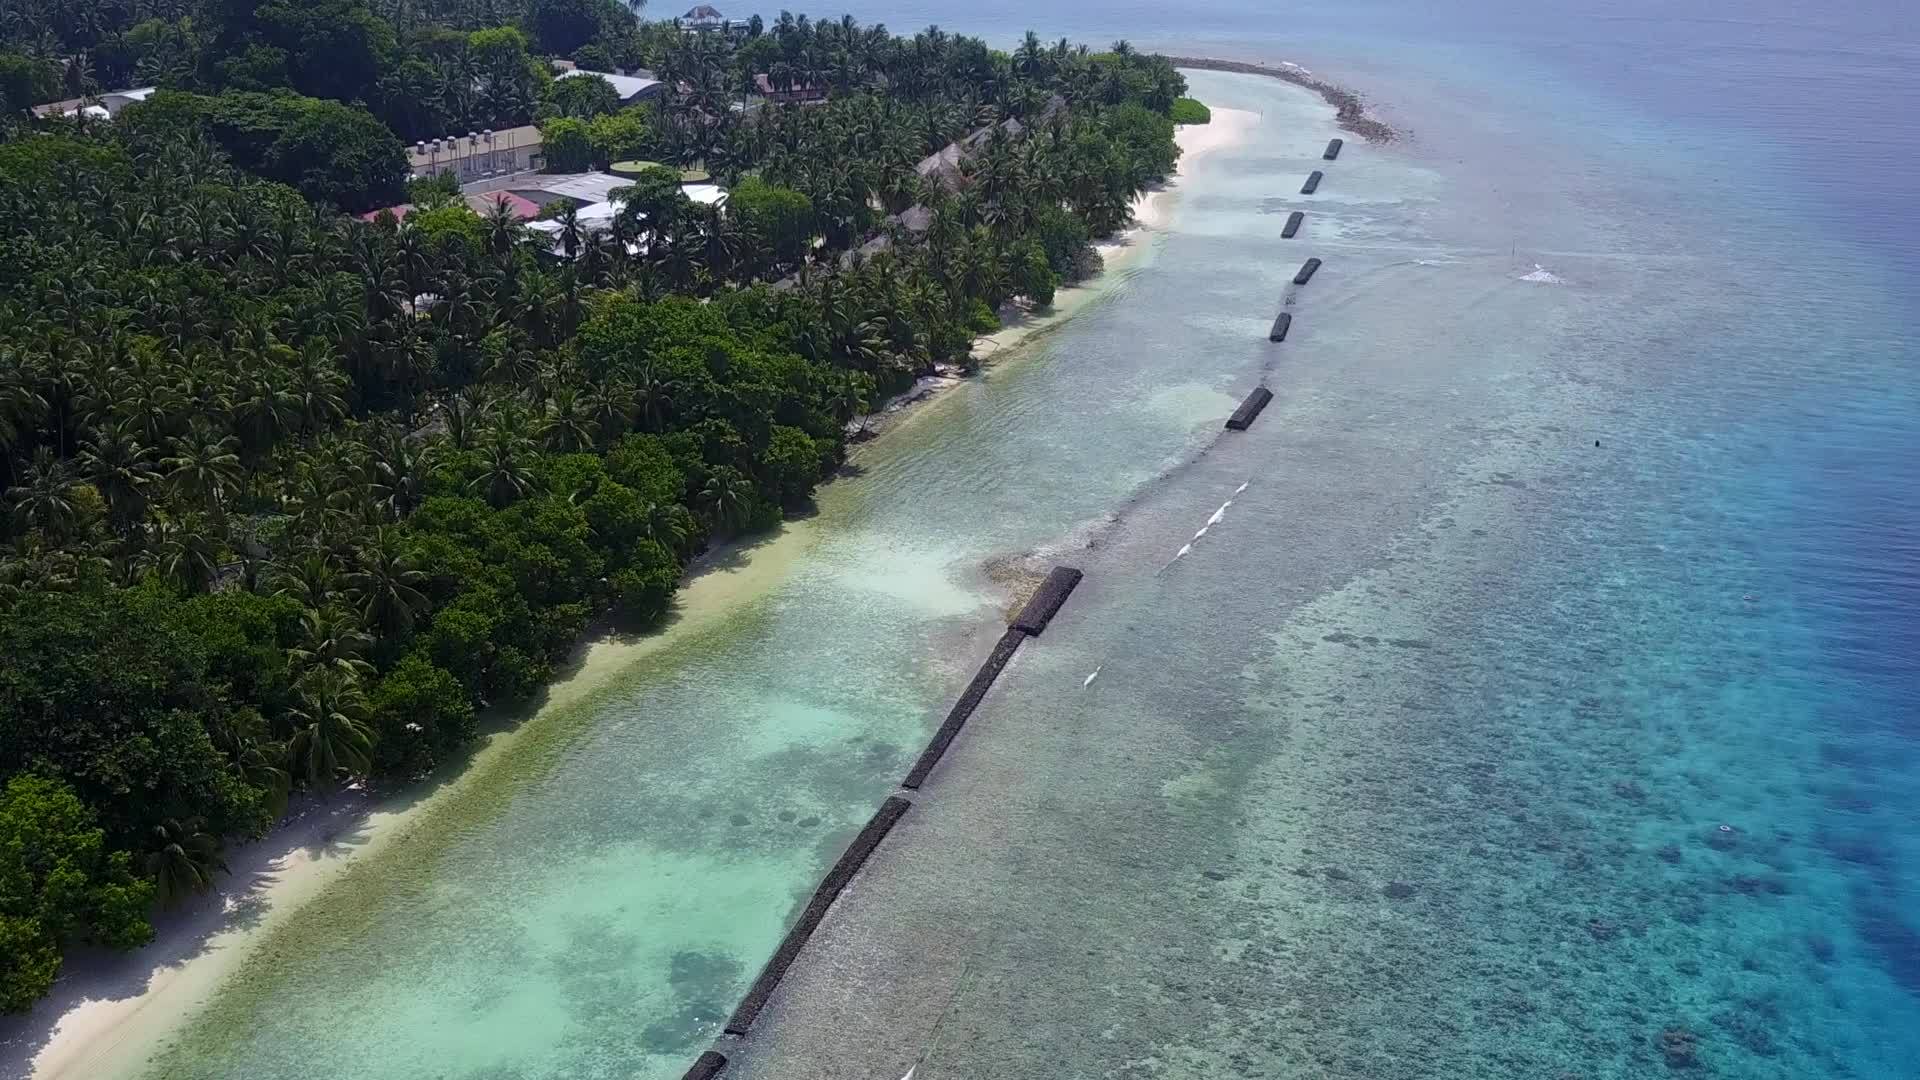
[681,5,727,31]
[409,125,544,182]
[752,73,829,105]
[520,172,729,256]
[554,69,664,106]
[32,86,156,121]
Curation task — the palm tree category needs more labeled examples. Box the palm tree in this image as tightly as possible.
[482,196,523,256]
[697,467,755,532]
[76,423,155,530]
[289,606,378,679]
[150,517,224,594]
[288,344,351,433]
[366,429,433,519]
[283,670,377,785]
[161,424,244,513]
[537,386,600,452]
[7,446,81,537]
[629,364,673,431]
[343,528,430,636]
[270,549,341,610]
[231,370,297,458]
[640,501,690,553]
[0,351,49,462]
[555,202,585,261]
[143,817,226,907]
[469,427,537,507]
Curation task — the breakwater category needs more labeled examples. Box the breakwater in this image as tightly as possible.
[901,628,1027,790]
[1282,211,1304,238]
[1225,387,1275,431]
[1160,56,1397,142]
[1010,566,1085,637]
[683,566,1088,1076]
[1269,312,1292,342]
[1300,170,1323,195]
[723,796,913,1036]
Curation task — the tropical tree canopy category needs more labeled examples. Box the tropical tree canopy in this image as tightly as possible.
[0,3,1189,1013]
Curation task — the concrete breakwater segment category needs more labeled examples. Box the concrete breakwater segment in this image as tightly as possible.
[1323,137,1344,160]
[1010,566,1086,637]
[1294,258,1323,286]
[1282,210,1304,238]
[722,796,913,1036]
[1300,170,1323,195]
[904,565,1086,789]
[1269,312,1292,342]
[901,628,1029,790]
[685,564,1088,1075]
[1225,387,1275,431]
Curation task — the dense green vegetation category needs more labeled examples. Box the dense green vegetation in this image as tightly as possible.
[1170,96,1211,125]
[0,3,1189,1012]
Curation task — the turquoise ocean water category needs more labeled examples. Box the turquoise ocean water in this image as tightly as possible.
[15,2,1912,1078]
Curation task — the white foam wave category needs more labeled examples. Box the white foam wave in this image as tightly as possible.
[1519,263,1564,284]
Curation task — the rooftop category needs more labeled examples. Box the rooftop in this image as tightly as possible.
[31,86,155,120]
[555,69,661,101]
[407,124,542,168]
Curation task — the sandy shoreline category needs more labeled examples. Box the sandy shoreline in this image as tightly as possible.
[1164,56,1398,143]
[860,106,1258,439]
[0,107,1260,1080]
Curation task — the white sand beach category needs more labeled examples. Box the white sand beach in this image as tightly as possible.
[971,106,1258,363]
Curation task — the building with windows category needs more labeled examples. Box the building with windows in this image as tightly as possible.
[408,125,544,183]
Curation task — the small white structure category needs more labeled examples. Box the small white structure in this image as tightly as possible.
[555,69,663,105]
[33,86,155,121]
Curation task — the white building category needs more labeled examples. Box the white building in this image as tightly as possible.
[522,173,728,256]
[33,86,155,121]
[555,69,664,106]
[409,125,544,182]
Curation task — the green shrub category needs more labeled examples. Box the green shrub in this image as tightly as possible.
[1170,97,1212,125]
